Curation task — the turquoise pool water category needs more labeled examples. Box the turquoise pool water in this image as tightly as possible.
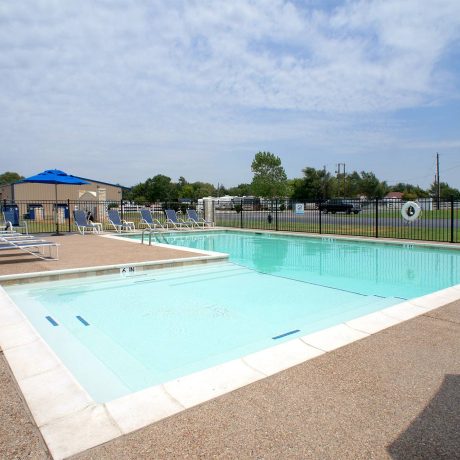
[5,231,460,402]
[129,230,460,299]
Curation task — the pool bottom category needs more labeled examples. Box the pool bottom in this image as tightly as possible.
[1,261,432,402]
[1,264,460,460]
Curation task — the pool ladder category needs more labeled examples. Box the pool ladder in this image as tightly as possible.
[141,228,168,245]
[141,228,157,246]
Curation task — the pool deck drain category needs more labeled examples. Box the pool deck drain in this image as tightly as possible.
[0,232,459,459]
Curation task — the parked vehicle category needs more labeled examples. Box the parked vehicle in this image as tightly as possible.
[318,199,361,214]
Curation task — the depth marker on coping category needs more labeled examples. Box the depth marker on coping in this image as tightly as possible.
[76,316,90,326]
[46,316,59,326]
[272,329,300,340]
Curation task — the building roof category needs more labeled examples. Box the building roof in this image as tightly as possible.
[385,192,404,199]
[4,175,130,190]
[73,176,130,190]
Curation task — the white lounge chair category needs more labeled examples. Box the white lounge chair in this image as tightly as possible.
[0,233,59,260]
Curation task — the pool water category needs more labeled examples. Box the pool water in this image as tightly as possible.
[5,231,460,401]
[131,230,460,299]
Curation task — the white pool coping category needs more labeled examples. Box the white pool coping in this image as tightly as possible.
[1,234,460,458]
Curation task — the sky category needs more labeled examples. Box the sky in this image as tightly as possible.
[1,0,460,189]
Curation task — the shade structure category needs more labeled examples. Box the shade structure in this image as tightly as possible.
[21,169,90,235]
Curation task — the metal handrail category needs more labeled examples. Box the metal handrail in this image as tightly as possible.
[141,227,157,245]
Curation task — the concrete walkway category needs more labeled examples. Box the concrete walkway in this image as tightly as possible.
[1,300,459,459]
[0,233,200,276]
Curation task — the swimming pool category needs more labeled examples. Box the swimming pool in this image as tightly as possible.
[127,230,460,299]
[4,231,460,402]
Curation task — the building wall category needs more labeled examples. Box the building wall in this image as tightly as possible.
[0,180,122,202]
[0,184,13,201]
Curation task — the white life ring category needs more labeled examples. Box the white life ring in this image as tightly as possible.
[401,201,421,222]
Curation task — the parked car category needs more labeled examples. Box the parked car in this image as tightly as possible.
[318,199,361,214]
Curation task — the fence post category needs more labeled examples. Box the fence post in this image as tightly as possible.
[450,195,454,243]
[319,201,322,234]
[375,198,379,238]
[67,199,71,232]
[275,199,279,231]
[120,200,124,221]
[240,202,243,229]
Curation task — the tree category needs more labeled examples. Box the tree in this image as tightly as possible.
[389,183,429,199]
[227,183,252,196]
[128,175,177,203]
[190,182,217,200]
[428,181,460,200]
[251,151,287,198]
[0,171,23,185]
[291,167,332,200]
[345,171,362,197]
[359,171,387,199]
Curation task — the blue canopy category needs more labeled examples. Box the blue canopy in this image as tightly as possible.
[21,169,90,185]
[21,170,90,235]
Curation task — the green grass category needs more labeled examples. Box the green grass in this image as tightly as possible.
[216,218,460,243]
[360,209,457,219]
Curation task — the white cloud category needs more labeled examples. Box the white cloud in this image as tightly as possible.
[0,0,459,186]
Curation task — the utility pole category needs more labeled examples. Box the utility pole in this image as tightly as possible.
[336,163,346,197]
[435,153,440,210]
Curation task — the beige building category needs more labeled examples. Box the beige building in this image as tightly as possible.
[1,176,128,222]
[0,176,126,203]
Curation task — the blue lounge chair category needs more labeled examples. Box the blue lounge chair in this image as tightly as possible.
[108,209,135,233]
[139,209,165,231]
[74,210,101,235]
[3,210,28,234]
[186,209,214,228]
[164,209,192,230]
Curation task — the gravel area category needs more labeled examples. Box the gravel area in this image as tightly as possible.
[0,351,51,459]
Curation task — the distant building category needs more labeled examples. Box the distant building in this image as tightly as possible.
[0,175,128,203]
[384,192,404,200]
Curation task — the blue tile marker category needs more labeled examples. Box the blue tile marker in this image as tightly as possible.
[76,315,90,326]
[45,316,59,326]
[272,329,300,340]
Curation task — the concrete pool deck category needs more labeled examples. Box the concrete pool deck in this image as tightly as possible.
[0,232,459,458]
[0,233,207,277]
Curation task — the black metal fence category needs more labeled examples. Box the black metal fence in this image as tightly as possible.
[0,199,205,234]
[1,198,459,244]
[214,198,460,244]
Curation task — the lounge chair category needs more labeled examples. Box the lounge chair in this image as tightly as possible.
[139,209,165,231]
[0,233,59,260]
[164,209,192,230]
[108,209,135,233]
[73,210,102,235]
[186,209,214,228]
[3,209,28,234]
